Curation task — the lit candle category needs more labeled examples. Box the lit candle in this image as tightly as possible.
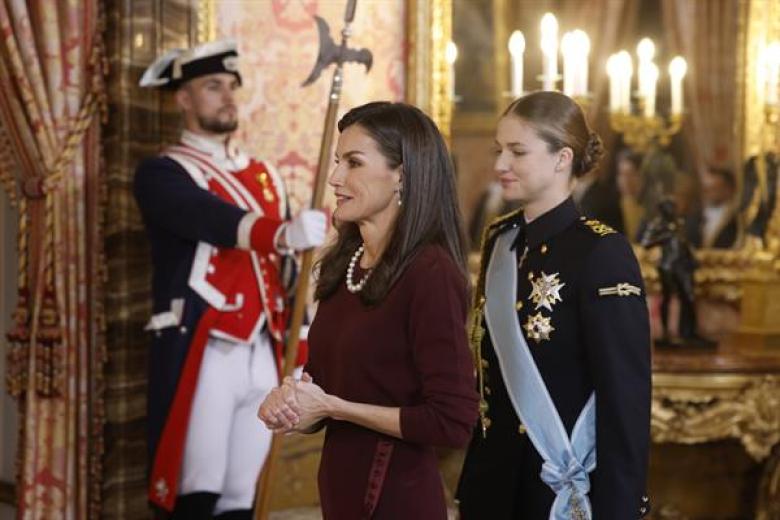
[617,50,633,114]
[644,63,659,118]
[573,30,590,97]
[669,56,687,115]
[540,13,559,91]
[446,41,458,101]
[508,31,525,98]
[561,31,575,96]
[607,54,620,113]
[636,38,655,101]
[766,42,780,106]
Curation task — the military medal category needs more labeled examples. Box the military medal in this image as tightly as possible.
[523,312,554,343]
[529,271,565,311]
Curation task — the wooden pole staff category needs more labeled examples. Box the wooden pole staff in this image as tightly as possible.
[255,1,362,517]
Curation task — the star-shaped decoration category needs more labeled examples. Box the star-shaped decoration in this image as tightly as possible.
[529,271,565,311]
[523,312,555,343]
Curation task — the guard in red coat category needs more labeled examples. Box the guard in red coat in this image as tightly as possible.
[134,39,327,519]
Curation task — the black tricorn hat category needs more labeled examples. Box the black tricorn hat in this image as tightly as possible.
[139,39,242,90]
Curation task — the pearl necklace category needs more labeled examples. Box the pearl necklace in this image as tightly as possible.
[346,244,373,293]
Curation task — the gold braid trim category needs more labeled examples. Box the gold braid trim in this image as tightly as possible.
[470,226,490,438]
[470,209,522,437]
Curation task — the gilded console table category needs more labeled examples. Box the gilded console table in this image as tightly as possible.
[652,341,780,519]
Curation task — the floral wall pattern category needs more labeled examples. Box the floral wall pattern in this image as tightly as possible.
[213,0,407,213]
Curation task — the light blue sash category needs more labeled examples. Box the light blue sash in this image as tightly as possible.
[484,229,597,520]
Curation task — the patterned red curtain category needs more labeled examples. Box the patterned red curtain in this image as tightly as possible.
[0,1,106,517]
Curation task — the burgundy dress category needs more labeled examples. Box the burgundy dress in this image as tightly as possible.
[306,245,479,519]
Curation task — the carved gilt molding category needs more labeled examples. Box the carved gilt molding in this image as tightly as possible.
[196,0,217,43]
[652,373,780,461]
[742,0,780,159]
[406,0,452,139]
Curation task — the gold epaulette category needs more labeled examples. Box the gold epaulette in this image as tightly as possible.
[582,218,616,236]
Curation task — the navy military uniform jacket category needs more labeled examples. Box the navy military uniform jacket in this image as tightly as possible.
[457,197,651,519]
[133,134,299,510]
[135,154,245,465]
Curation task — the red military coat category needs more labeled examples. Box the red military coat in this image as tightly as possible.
[139,137,306,511]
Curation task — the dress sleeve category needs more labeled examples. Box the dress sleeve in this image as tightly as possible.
[399,252,479,449]
[133,156,247,248]
[579,234,651,519]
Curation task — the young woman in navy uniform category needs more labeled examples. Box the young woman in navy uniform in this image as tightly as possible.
[457,91,652,519]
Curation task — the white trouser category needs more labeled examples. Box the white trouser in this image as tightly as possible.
[179,332,278,513]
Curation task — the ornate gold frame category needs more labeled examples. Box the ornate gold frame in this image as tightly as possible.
[196,0,216,43]
[405,0,453,139]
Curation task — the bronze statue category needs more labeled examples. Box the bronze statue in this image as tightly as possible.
[641,198,715,347]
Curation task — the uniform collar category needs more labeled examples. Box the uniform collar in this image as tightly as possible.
[522,197,580,250]
[180,129,249,169]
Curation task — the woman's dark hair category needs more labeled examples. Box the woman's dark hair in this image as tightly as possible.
[502,91,604,177]
[314,101,468,305]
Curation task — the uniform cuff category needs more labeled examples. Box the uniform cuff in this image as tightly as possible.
[237,212,260,250]
[249,217,284,254]
[273,222,294,256]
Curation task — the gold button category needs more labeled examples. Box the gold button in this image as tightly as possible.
[518,424,527,435]
[484,386,491,395]
[515,301,523,310]
[481,358,489,368]
[527,272,534,280]
[479,296,486,305]
[541,244,548,254]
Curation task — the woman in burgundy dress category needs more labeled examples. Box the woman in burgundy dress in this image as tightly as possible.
[258,101,479,519]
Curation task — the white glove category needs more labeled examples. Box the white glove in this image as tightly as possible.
[284,209,327,251]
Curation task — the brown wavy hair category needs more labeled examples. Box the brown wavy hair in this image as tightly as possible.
[314,102,468,305]
[503,91,604,178]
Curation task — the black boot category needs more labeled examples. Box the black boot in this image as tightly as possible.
[170,492,220,520]
[214,510,253,520]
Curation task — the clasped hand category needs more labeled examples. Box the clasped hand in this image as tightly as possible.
[257,372,330,434]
